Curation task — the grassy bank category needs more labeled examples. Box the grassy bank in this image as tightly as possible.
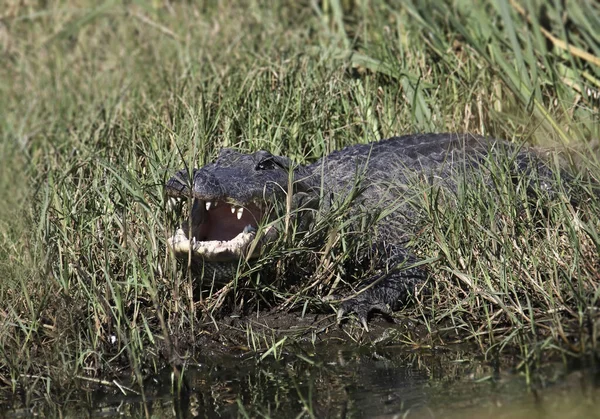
[1,0,599,408]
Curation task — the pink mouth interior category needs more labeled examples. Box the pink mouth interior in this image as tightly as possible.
[192,201,264,242]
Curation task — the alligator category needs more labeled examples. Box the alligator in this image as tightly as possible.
[165,133,577,327]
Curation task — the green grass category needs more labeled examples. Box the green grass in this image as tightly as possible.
[0,0,599,408]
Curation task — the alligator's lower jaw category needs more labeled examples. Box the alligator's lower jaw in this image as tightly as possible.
[168,227,268,262]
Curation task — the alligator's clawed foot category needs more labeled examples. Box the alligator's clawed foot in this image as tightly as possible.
[337,306,370,332]
[336,299,393,332]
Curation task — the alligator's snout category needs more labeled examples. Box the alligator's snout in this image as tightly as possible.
[165,168,224,201]
[165,168,275,263]
[165,149,315,264]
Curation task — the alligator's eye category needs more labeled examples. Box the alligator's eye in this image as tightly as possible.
[256,157,277,171]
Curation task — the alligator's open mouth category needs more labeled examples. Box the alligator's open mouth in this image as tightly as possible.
[167,198,273,262]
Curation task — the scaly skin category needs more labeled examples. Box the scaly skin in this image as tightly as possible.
[166,133,572,327]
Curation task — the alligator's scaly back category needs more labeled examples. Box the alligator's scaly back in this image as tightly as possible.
[305,134,529,242]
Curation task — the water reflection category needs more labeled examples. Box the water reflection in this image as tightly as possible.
[4,345,599,418]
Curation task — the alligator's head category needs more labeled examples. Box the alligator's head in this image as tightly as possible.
[166,148,316,270]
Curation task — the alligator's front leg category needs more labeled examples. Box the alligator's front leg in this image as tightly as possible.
[337,245,427,330]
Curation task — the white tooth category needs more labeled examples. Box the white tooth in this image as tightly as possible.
[205,201,211,211]
[231,206,236,214]
[213,201,218,207]
[236,207,244,220]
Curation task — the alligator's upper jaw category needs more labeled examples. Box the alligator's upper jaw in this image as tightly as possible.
[167,198,271,262]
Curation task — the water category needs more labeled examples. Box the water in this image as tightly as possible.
[6,344,597,418]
